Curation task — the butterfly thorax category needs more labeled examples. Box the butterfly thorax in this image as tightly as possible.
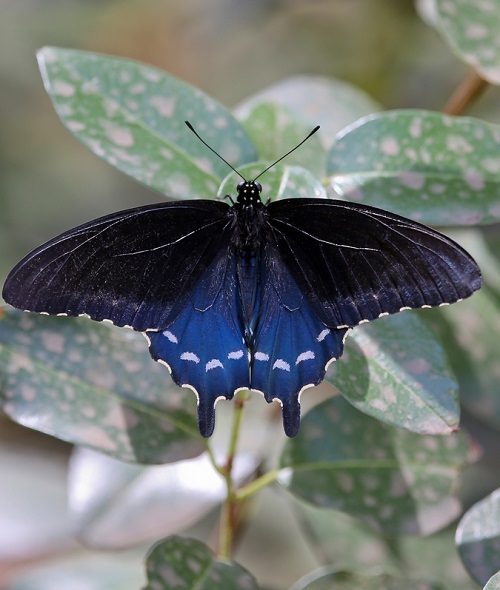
[232,180,266,250]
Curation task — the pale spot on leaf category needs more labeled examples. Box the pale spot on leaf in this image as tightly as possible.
[150,95,175,117]
[101,120,135,147]
[380,136,400,156]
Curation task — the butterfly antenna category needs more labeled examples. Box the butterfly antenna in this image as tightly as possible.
[253,125,320,181]
[185,120,246,181]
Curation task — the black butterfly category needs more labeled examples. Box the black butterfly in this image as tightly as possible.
[2,124,481,437]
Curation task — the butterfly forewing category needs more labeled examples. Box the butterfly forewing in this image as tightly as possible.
[2,201,232,331]
[266,199,481,329]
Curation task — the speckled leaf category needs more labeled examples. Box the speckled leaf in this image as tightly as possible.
[218,163,327,201]
[237,102,326,176]
[37,47,256,199]
[327,110,500,225]
[327,313,460,435]
[234,75,382,145]
[0,308,204,464]
[485,571,500,590]
[432,286,500,431]
[69,447,258,550]
[456,488,500,585]
[290,568,443,590]
[280,396,470,536]
[436,0,500,85]
[143,536,259,590]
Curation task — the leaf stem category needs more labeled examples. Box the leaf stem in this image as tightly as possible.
[443,69,489,116]
[234,469,281,501]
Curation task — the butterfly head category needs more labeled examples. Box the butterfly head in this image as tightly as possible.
[236,180,263,206]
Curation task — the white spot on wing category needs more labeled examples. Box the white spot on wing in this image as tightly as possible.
[317,328,330,342]
[206,359,223,371]
[273,359,290,371]
[180,352,200,363]
[296,351,315,364]
[163,330,178,344]
[255,352,270,361]
[228,350,244,359]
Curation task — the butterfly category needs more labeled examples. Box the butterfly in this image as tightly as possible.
[2,123,482,438]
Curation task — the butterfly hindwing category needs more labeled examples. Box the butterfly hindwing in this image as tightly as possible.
[147,248,250,437]
[250,239,348,437]
[266,198,482,328]
[2,201,232,331]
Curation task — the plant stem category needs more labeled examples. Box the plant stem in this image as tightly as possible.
[217,390,248,559]
[443,69,489,115]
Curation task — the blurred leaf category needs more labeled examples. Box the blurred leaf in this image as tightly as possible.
[6,550,145,590]
[234,75,382,146]
[238,102,326,176]
[0,308,204,463]
[327,110,500,225]
[280,396,471,536]
[294,500,393,568]
[485,571,500,589]
[297,501,477,589]
[37,46,257,199]
[435,0,500,85]
[218,163,327,201]
[398,528,479,590]
[69,447,258,550]
[0,444,72,559]
[416,0,440,28]
[327,313,460,435]
[456,488,500,585]
[290,566,444,590]
[143,536,259,590]
[432,287,500,430]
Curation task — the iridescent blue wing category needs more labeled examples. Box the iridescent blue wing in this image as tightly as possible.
[2,201,232,331]
[250,239,348,437]
[266,198,482,329]
[148,247,250,437]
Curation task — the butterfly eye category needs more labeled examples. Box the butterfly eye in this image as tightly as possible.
[255,182,262,192]
[237,181,245,191]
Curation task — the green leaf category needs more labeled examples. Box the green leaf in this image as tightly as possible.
[436,0,500,85]
[280,396,471,536]
[290,567,444,590]
[0,309,204,464]
[235,75,382,144]
[143,536,259,590]
[485,571,500,590]
[37,46,257,199]
[327,313,460,435]
[432,287,500,431]
[237,102,326,177]
[456,488,500,585]
[218,163,327,201]
[327,110,500,225]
